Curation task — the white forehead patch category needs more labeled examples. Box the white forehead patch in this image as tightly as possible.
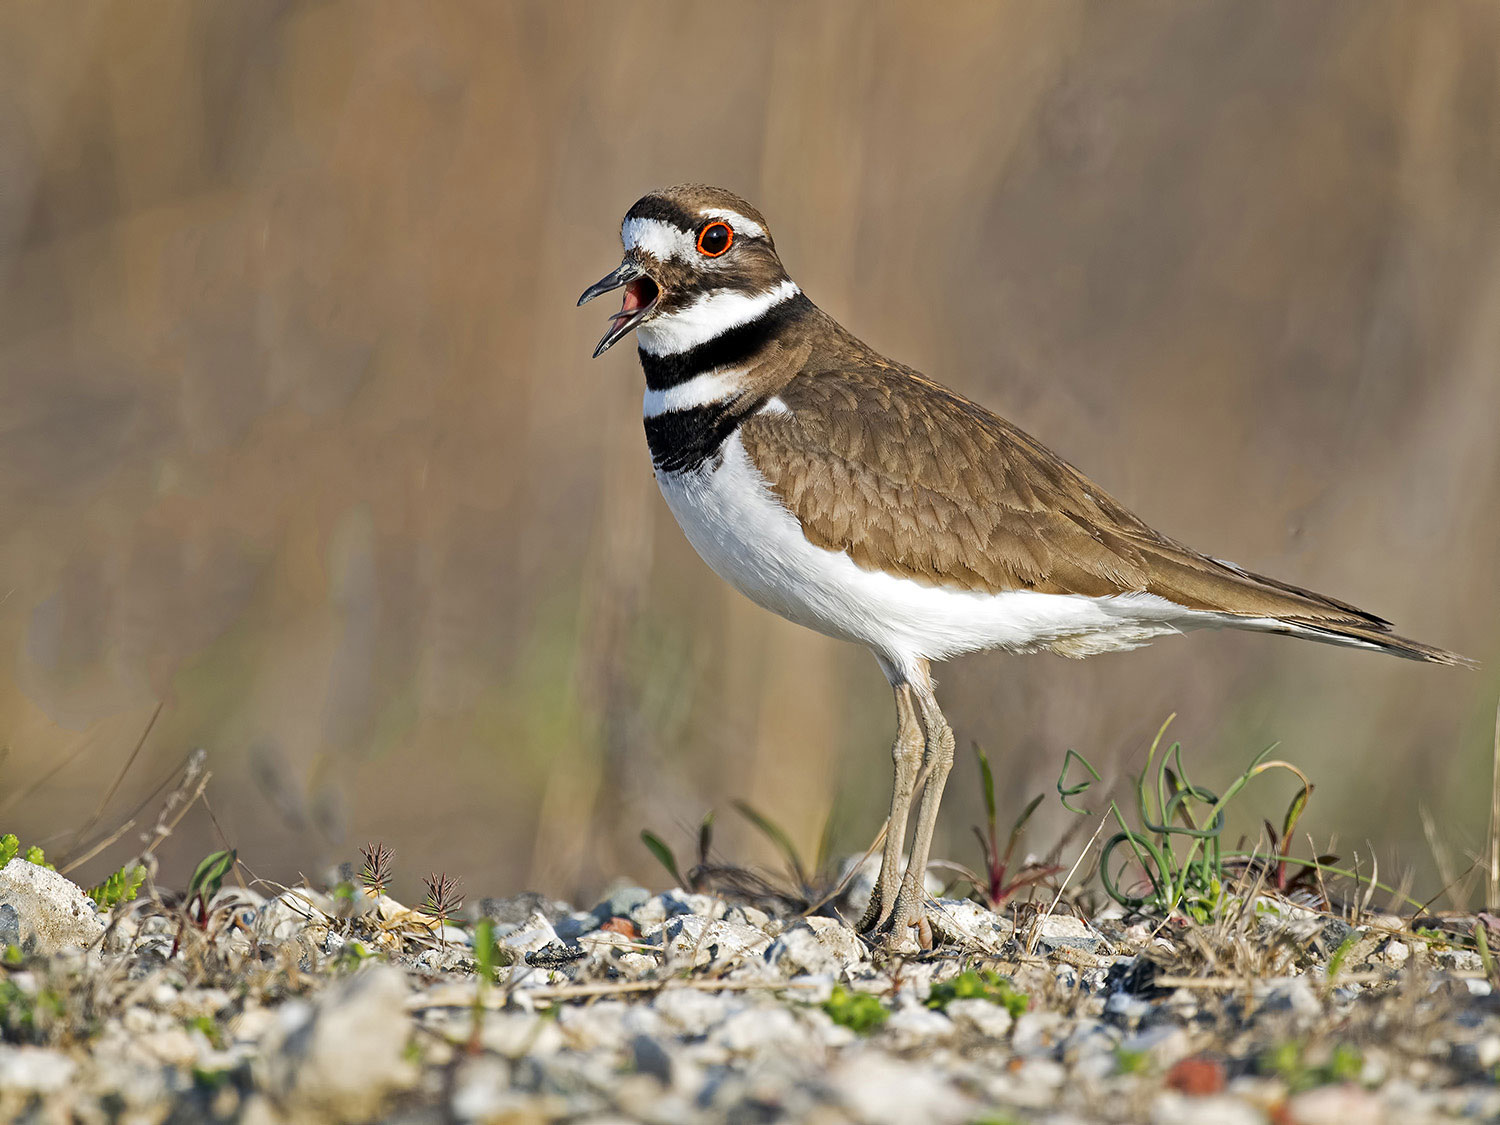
[699,209,766,239]
[621,218,697,262]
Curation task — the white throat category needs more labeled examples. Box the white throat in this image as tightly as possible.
[636,279,800,356]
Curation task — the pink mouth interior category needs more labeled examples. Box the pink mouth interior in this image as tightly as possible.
[619,277,655,316]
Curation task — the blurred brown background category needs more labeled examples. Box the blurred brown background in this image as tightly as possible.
[1,1,1497,905]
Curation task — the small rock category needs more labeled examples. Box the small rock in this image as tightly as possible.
[627,1034,673,1084]
[829,1051,975,1125]
[632,890,723,933]
[0,1045,76,1093]
[929,898,1014,952]
[663,915,770,967]
[1032,913,1106,956]
[592,884,651,921]
[479,892,571,927]
[1120,1024,1192,1067]
[0,903,20,948]
[946,997,1014,1039]
[500,911,563,955]
[1165,1054,1226,1095]
[883,1004,955,1048]
[255,964,414,1120]
[1282,1083,1384,1125]
[1150,1091,1264,1125]
[1011,1010,1068,1056]
[1377,939,1411,965]
[764,917,865,975]
[1260,978,1322,1022]
[653,988,740,1036]
[712,1005,804,1053]
[0,859,106,954]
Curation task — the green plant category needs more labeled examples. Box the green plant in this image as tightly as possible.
[822,984,888,1034]
[86,864,147,911]
[0,834,51,870]
[1114,1046,1150,1074]
[933,746,1060,910]
[926,969,1028,1018]
[1325,931,1360,980]
[171,848,237,957]
[186,850,236,928]
[1260,1039,1365,1091]
[1059,717,1389,923]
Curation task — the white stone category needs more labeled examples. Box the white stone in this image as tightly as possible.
[929,899,1015,952]
[883,1004,955,1048]
[830,1051,975,1125]
[946,997,1014,1039]
[711,1005,804,1053]
[764,917,865,976]
[0,859,105,955]
[254,964,415,1117]
[1150,1091,1264,1125]
[663,915,771,967]
[0,1045,76,1093]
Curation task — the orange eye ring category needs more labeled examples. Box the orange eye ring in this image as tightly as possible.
[697,221,733,257]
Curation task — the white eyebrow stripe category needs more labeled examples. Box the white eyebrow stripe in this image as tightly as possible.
[698,208,765,239]
[621,217,696,262]
[636,279,801,356]
[641,368,748,417]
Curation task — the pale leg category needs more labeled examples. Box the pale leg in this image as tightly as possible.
[858,682,923,931]
[879,670,956,945]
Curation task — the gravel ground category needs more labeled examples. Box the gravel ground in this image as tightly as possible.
[3,856,1500,1123]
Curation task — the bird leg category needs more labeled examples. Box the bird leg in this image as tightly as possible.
[876,674,955,946]
[858,682,923,932]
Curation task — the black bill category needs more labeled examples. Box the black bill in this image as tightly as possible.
[579,260,659,358]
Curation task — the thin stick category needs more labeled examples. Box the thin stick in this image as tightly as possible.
[63,702,162,864]
[1025,811,1110,958]
[411,976,825,1012]
[1489,700,1500,913]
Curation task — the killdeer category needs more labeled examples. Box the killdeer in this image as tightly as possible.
[579,184,1470,946]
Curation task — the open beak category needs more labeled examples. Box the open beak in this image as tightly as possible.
[578,260,660,358]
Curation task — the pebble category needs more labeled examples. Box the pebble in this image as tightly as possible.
[1033,913,1107,955]
[5,853,1495,1123]
[0,859,106,954]
[763,916,865,975]
[946,997,1015,1039]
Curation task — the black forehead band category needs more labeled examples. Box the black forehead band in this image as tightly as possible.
[624,197,700,233]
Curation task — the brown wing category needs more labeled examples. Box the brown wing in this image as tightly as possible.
[738,362,1465,664]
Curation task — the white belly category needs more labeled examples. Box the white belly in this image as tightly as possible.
[655,432,1204,683]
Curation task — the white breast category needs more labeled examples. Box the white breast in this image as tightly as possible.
[654,432,1212,684]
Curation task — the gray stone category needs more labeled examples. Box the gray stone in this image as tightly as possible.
[1033,913,1106,955]
[480,892,571,927]
[764,917,865,975]
[0,859,105,955]
[663,914,770,967]
[1120,1023,1192,1066]
[929,898,1015,952]
[0,903,19,948]
[591,884,651,921]
[254,964,414,1120]
[627,1034,673,1084]
[1260,977,1322,1022]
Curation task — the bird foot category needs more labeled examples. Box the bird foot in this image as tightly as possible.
[859,896,935,953]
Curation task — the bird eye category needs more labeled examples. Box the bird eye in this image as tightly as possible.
[697,221,733,257]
